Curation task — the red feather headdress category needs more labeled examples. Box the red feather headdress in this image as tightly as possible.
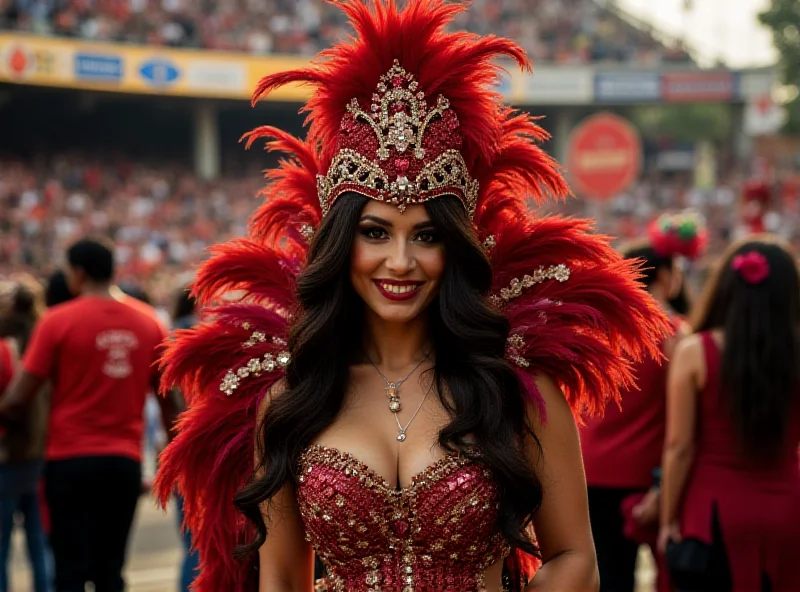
[155,1,670,590]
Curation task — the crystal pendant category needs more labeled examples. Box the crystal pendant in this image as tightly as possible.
[397,433,407,442]
[389,399,401,412]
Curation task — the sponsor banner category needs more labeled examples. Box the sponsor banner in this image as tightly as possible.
[522,66,593,104]
[662,71,734,102]
[139,57,181,88]
[594,71,661,102]
[1,39,70,82]
[0,33,308,101]
[737,69,776,101]
[0,34,756,107]
[75,52,123,82]
[186,60,247,94]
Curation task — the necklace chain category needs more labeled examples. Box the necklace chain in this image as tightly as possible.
[393,381,433,442]
[368,352,430,442]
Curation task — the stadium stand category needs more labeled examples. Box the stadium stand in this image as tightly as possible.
[1,0,691,64]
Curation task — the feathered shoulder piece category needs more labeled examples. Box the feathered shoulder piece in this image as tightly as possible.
[155,1,670,590]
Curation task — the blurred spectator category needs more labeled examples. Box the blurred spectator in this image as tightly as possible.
[0,0,691,65]
[0,274,50,592]
[0,237,180,592]
[43,269,74,308]
[169,284,198,592]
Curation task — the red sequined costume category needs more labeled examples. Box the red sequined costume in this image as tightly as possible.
[154,1,670,590]
[298,445,508,591]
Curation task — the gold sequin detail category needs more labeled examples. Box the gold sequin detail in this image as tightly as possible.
[296,445,510,591]
[506,333,530,368]
[219,351,290,395]
[494,263,571,304]
[219,328,291,395]
[243,331,267,348]
[299,223,316,240]
[318,148,477,217]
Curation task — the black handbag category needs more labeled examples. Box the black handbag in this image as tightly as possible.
[666,538,711,590]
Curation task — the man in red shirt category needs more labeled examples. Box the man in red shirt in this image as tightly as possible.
[0,237,179,592]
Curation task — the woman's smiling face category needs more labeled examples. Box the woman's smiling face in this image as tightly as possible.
[350,200,445,325]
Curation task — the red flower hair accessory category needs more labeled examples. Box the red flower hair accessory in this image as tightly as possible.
[732,251,770,285]
[647,210,708,260]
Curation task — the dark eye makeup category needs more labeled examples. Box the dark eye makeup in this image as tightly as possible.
[414,229,441,243]
[357,224,441,244]
[359,225,388,240]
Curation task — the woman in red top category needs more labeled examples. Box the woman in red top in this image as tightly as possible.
[0,276,50,592]
[582,211,704,592]
[660,237,800,591]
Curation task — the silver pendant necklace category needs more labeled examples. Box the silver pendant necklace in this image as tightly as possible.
[368,353,430,442]
[392,382,433,442]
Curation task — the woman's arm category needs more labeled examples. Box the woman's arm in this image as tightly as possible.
[631,320,691,525]
[258,484,314,591]
[658,334,702,552]
[255,383,314,592]
[526,375,599,592]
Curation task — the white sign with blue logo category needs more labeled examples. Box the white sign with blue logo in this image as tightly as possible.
[139,58,180,88]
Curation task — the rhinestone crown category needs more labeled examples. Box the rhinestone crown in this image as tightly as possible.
[317,60,479,218]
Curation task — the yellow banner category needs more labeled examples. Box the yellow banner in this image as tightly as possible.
[0,33,311,101]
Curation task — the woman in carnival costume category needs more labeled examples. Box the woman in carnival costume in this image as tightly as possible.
[155,1,669,590]
[581,210,707,592]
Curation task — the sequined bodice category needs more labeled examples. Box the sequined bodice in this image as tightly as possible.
[297,445,510,592]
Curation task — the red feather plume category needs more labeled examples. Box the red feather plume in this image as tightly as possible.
[156,305,290,591]
[490,216,668,418]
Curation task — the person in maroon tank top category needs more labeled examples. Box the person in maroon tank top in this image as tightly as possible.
[582,211,705,592]
[660,236,800,592]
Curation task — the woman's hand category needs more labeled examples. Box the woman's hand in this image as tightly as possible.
[631,488,660,526]
[657,521,681,554]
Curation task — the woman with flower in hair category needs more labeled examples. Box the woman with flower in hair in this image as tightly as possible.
[154,1,670,591]
[660,237,800,591]
[581,210,706,592]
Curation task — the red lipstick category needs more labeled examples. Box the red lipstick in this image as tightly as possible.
[372,279,423,302]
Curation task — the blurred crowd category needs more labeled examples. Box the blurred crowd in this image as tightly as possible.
[0,0,691,64]
[3,151,798,309]
[0,153,264,308]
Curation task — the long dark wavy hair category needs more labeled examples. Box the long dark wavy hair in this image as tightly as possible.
[691,236,800,457]
[235,192,544,557]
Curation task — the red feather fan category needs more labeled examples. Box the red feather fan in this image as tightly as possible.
[155,1,670,590]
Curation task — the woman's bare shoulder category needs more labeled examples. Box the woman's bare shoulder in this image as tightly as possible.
[672,333,704,365]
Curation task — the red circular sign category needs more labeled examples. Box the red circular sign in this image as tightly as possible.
[566,112,642,201]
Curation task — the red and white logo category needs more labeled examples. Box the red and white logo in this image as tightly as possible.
[4,44,34,79]
[566,112,642,201]
[96,330,140,379]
